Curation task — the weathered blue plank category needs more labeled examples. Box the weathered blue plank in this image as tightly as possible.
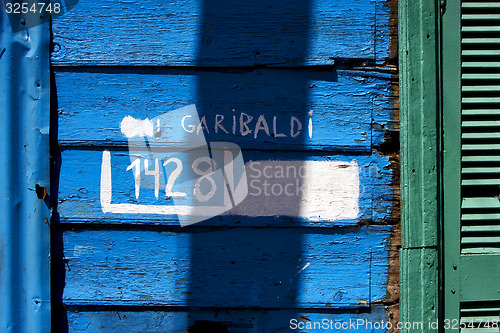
[61,227,390,308]
[65,305,390,333]
[56,149,393,225]
[371,151,397,222]
[375,0,392,64]
[51,0,390,66]
[54,69,392,151]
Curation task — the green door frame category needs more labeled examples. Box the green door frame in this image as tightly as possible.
[441,0,461,328]
[399,0,442,331]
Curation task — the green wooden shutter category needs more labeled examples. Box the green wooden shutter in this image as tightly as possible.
[443,0,500,331]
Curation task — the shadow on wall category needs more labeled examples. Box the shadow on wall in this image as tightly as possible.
[189,0,313,331]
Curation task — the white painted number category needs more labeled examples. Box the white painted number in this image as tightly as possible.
[163,158,187,198]
[126,158,141,199]
[144,159,161,198]
[126,156,221,202]
[192,157,217,202]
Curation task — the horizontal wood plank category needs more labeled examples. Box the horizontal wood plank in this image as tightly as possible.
[64,305,389,332]
[56,149,393,226]
[51,0,390,66]
[55,69,393,151]
[59,227,390,308]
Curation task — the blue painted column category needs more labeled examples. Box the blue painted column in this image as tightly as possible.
[0,9,51,333]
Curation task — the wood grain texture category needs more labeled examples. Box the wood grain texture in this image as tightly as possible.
[56,149,393,225]
[54,69,393,151]
[64,305,389,332]
[51,0,390,66]
[60,227,390,308]
[49,0,398,327]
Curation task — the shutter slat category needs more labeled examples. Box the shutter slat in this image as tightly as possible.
[463,146,500,154]
[461,307,500,313]
[462,97,500,103]
[462,144,500,150]
[462,167,500,173]
[462,38,500,44]
[462,14,500,20]
[462,247,500,254]
[463,155,500,162]
[460,303,500,331]
[460,329,500,333]
[461,318,500,323]
[462,132,500,139]
[462,73,500,80]
[462,109,500,116]
[462,179,500,185]
[462,62,500,68]
[462,121,500,127]
[462,213,500,220]
[462,225,500,232]
[462,49,500,56]
[463,85,500,92]
[463,197,500,208]
[461,236,500,244]
[462,3,500,9]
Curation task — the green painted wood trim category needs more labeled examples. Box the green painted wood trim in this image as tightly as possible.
[399,0,441,331]
[400,248,439,330]
[441,0,462,329]
[460,255,500,302]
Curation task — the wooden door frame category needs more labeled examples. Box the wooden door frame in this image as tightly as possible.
[399,0,443,331]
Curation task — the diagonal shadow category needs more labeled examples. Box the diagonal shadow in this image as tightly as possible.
[188,0,313,330]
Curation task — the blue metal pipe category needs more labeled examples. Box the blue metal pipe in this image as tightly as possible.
[0,9,51,333]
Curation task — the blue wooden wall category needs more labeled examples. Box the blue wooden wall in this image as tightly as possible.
[51,0,397,332]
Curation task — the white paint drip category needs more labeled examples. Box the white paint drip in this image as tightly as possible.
[308,118,313,138]
[120,116,154,138]
[298,262,310,274]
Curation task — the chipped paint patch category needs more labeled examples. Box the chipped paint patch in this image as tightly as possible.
[120,116,154,138]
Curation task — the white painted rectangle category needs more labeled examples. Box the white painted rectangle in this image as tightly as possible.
[230,160,360,221]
